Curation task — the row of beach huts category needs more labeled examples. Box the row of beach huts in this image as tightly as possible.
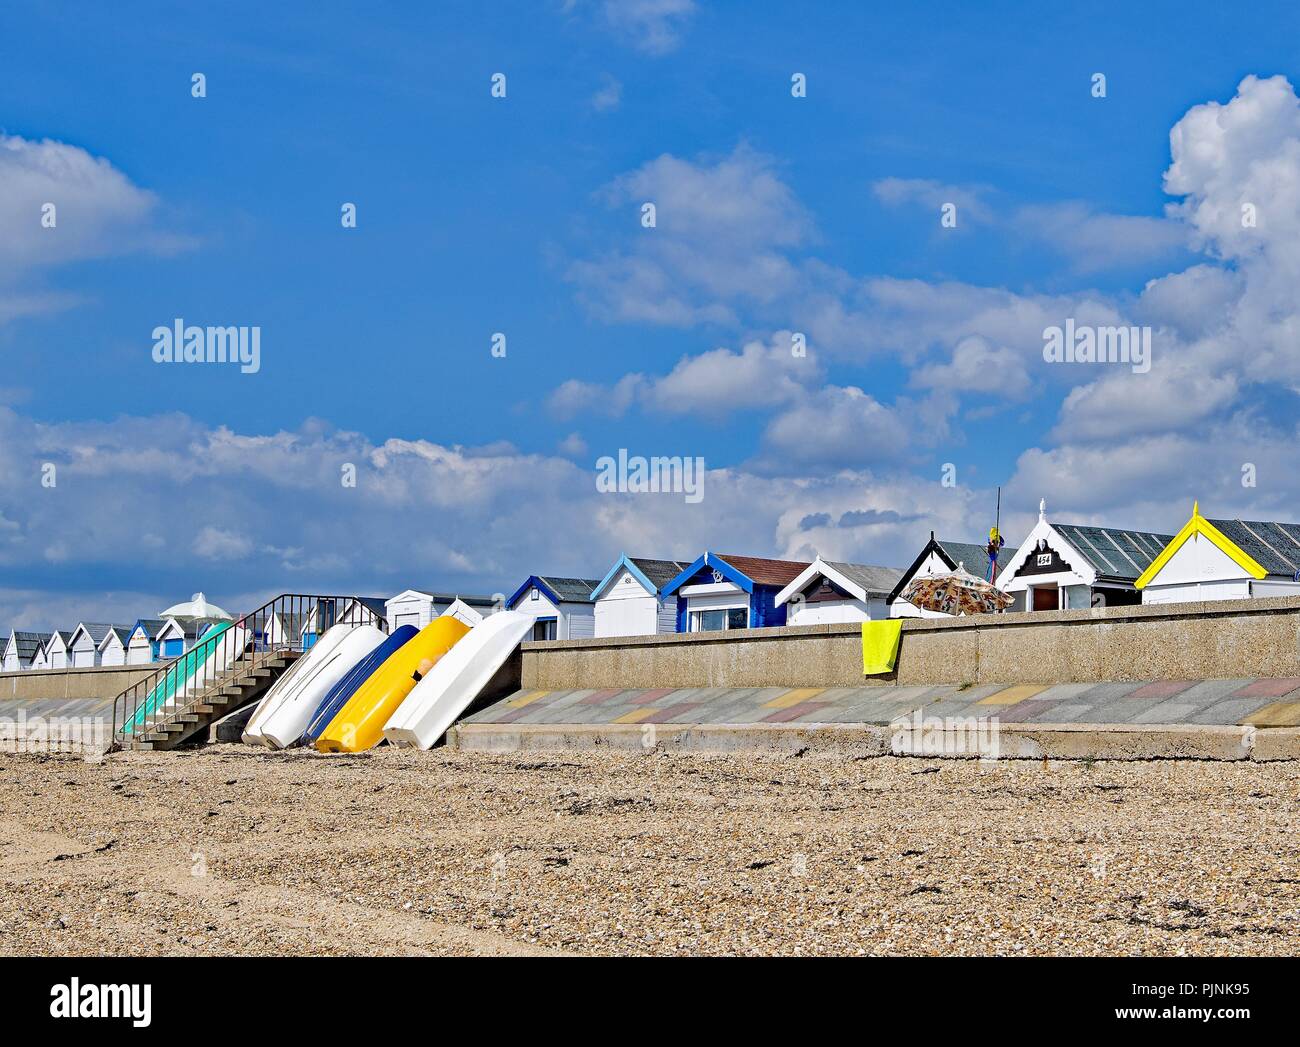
[5,499,1300,672]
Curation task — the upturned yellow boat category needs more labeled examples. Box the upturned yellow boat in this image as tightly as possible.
[314,616,470,752]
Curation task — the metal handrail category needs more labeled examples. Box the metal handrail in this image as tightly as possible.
[110,593,387,748]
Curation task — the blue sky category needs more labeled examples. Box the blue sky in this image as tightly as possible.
[3,1,1300,626]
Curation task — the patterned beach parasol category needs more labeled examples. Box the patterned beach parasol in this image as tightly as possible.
[901,562,1014,617]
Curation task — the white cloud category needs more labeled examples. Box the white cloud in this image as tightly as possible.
[0,133,189,329]
[558,432,589,457]
[1013,201,1190,272]
[0,402,994,628]
[0,134,187,274]
[568,145,811,325]
[1052,356,1240,442]
[591,75,623,112]
[755,385,928,474]
[193,526,255,560]
[911,335,1032,398]
[872,177,993,223]
[599,0,696,55]
[548,333,820,418]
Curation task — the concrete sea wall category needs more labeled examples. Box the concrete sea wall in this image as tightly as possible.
[0,665,156,702]
[520,595,1300,690]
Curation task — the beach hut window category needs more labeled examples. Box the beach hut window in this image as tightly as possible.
[531,617,557,641]
[691,607,749,632]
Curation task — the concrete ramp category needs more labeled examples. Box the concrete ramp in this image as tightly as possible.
[449,679,1300,761]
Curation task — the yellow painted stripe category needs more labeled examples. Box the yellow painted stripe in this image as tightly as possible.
[612,707,658,724]
[1243,702,1300,727]
[762,688,826,709]
[977,685,1045,706]
[506,690,550,708]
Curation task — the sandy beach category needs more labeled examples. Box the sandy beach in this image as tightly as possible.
[1,746,1297,956]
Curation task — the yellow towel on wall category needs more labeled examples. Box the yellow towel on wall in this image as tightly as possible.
[861,619,903,675]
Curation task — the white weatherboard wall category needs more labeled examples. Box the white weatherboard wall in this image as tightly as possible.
[518,586,594,640]
[385,591,443,633]
[789,596,886,624]
[594,567,674,637]
[70,632,99,668]
[127,633,154,665]
[1141,534,1300,604]
[47,636,70,669]
[100,634,127,667]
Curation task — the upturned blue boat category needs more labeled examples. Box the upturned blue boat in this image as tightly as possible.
[299,625,417,746]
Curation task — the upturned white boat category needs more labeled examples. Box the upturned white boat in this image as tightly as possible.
[243,623,356,745]
[382,611,534,749]
[258,624,387,749]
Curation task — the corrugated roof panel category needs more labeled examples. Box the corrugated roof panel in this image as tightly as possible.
[629,558,694,589]
[824,561,905,596]
[716,554,811,588]
[1055,524,1173,580]
[537,576,601,602]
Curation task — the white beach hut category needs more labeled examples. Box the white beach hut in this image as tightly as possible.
[888,533,1014,619]
[127,620,167,665]
[505,576,599,640]
[997,500,1172,612]
[591,555,692,638]
[97,625,133,667]
[46,630,74,669]
[384,589,499,633]
[775,557,903,625]
[29,636,52,670]
[1136,504,1300,605]
[68,623,115,668]
[2,630,53,672]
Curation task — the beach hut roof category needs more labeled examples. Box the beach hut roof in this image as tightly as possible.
[130,619,168,641]
[1048,524,1171,584]
[777,557,904,607]
[391,589,498,608]
[507,576,601,608]
[591,555,694,600]
[887,533,1016,604]
[70,622,115,647]
[6,630,53,661]
[96,625,134,651]
[1135,505,1300,588]
[660,552,812,597]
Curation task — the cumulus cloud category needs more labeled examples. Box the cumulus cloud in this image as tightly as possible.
[754,385,938,474]
[910,335,1033,398]
[193,526,256,560]
[547,333,820,418]
[0,133,189,329]
[1052,357,1240,442]
[568,145,812,326]
[597,0,696,55]
[0,403,991,627]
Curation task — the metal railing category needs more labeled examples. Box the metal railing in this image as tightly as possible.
[110,593,387,748]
